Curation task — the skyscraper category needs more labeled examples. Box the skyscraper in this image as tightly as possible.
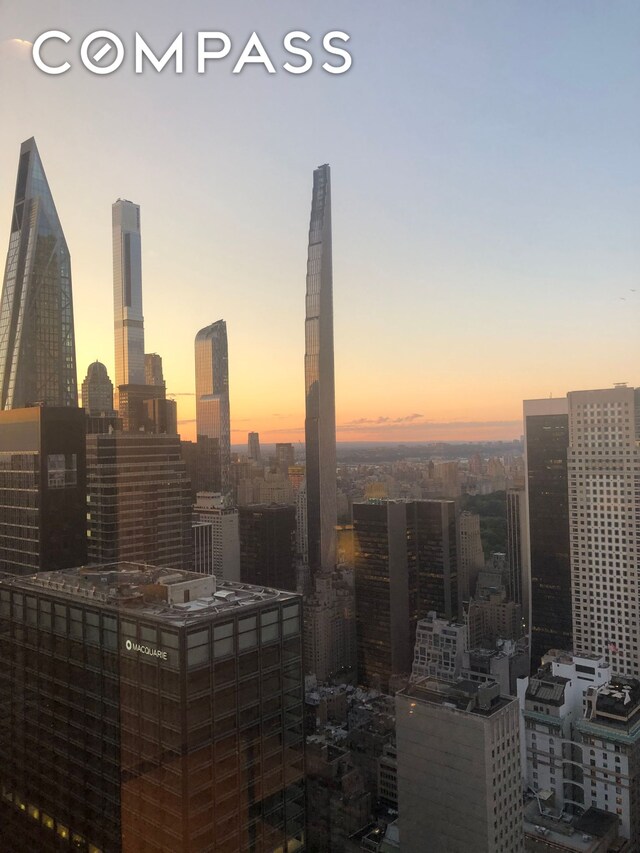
[81,360,114,415]
[523,397,571,669]
[113,199,145,395]
[0,137,78,409]
[568,385,640,676]
[304,164,337,575]
[195,321,231,496]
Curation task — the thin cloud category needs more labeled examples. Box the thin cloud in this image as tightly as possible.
[343,413,424,426]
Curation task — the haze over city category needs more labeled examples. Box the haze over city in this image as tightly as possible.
[1,0,638,443]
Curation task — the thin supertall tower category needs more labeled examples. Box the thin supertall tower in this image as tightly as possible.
[113,199,145,398]
[304,164,337,575]
[195,320,231,496]
[0,137,78,408]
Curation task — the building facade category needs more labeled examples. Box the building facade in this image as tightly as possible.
[304,164,337,575]
[396,678,524,853]
[0,137,78,409]
[567,386,640,677]
[506,486,529,618]
[0,565,305,853]
[239,505,297,593]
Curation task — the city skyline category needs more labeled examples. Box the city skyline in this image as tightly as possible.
[0,2,638,443]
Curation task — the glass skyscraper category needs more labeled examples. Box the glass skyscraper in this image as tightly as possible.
[113,199,145,395]
[304,164,337,575]
[0,137,78,409]
[195,321,231,496]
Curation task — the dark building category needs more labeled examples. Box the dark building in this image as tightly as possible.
[0,406,86,575]
[0,564,306,853]
[304,164,337,575]
[239,505,297,592]
[353,501,417,693]
[86,432,193,570]
[274,443,295,474]
[81,361,114,416]
[0,138,78,410]
[413,499,457,621]
[353,500,458,693]
[523,398,571,669]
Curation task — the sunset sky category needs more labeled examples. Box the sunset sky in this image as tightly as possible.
[0,1,639,444]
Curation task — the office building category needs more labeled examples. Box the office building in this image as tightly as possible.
[396,678,524,853]
[353,501,418,691]
[0,564,305,853]
[113,200,145,400]
[0,407,86,575]
[353,500,458,692]
[193,492,240,582]
[0,137,78,409]
[568,386,640,677]
[248,431,261,463]
[86,432,193,569]
[239,504,297,592]
[144,353,165,387]
[304,164,337,575]
[81,361,114,416]
[195,321,231,496]
[506,486,529,617]
[524,398,571,668]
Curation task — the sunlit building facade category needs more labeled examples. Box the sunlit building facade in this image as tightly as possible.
[113,200,145,401]
[568,386,640,677]
[0,137,78,409]
[304,164,337,575]
[195,321,231,497]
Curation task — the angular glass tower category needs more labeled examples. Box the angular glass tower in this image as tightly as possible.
[195,320,231,496]
[113,199,145,392]
[304,164,337,575]
[0,137,78,408]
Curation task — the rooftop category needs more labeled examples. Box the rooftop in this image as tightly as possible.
[399,676,511,716]
[0,563,298,625]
